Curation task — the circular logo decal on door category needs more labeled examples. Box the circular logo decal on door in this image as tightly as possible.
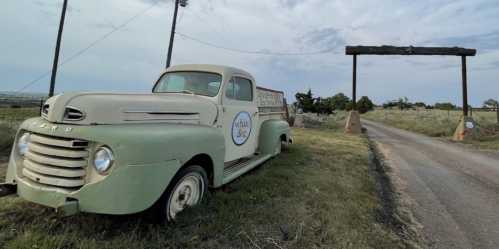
[232,111,252,146]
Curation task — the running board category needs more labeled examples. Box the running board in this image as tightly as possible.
[222,154,272,185]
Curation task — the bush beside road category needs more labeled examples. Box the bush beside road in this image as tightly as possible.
[0,124,416,249]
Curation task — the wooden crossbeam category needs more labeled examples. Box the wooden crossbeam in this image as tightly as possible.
[346,46,476,56]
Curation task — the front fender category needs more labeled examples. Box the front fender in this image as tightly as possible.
[258,119,291,155]
[17,118,225,167]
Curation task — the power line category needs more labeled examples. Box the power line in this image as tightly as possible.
[175,31,337,56]
[183,8,227,42]
[16,0,162,93]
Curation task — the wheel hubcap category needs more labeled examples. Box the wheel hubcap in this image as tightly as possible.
[168,174,204,219]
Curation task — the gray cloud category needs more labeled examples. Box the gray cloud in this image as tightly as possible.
[430,31,499,52]
[279,0,303,9]
[298,27,345,53]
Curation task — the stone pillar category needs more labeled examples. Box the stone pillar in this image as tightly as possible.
[452,115,479,141]
[345,111,362,134]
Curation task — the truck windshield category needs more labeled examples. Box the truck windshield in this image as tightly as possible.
[153,71,222,97]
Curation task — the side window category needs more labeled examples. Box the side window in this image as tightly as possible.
[226,77,253,101]
[235,77,253,101]
[225,77,236,99]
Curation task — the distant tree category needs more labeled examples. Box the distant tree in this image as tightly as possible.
[483,99,499,108]
[382,97,415,110]
[295,89,315,113]
[330,93,351,110]
[357,96,374,114]
[396,97,413,110]
[345,101,354,111]
[314,97,333,115]
[414,102,426,108]
[382,100,398,109]
[434,102,456,110]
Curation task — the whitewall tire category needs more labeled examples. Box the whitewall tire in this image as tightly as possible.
[153,165,208,222]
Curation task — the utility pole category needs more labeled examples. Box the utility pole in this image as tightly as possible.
[49,0,69,97]
[166,0,188,68]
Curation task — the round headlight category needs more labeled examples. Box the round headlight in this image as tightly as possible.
[93,147,114,174]
[18,133,31,156]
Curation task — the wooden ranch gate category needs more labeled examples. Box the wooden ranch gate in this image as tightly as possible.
[344,45,478,140]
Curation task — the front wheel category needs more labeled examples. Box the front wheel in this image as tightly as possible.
[153,165,208,222]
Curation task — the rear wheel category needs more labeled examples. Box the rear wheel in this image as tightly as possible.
[279,135,289,154]
[153,165,208,222]
[274,137,284,156]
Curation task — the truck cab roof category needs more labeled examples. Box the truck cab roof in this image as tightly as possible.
[165,64,254,80]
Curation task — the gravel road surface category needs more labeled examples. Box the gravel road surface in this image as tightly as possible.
[364,119,499,249]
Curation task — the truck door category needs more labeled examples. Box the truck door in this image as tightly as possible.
[222,76,259,162]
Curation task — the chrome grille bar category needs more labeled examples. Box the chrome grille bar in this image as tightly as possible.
[21,133,89,190]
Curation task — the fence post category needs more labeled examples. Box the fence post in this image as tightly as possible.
[496,104,499,124]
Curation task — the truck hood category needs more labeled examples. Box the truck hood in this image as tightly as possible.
[42,92,219,126]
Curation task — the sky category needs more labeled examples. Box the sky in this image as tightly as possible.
[1,0,498,106]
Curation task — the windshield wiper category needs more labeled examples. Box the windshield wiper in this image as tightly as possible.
[180,90,195,95]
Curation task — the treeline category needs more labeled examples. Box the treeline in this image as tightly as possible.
[293,91,498,114]
[382,97,499,110]
[294,89,374,114]
[383,97,458,110]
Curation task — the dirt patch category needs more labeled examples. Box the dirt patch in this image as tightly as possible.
[367,138,424,248]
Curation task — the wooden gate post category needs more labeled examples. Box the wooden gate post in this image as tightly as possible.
[461,56,469,117]
[345,54,362,134]
[352,54,357,110]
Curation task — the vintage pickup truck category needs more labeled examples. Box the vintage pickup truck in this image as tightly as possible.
[0,64,292,221]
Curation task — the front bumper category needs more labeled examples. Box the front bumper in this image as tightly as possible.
[4,118,183,216]
[8,156,182,215]
[16,175,79,215]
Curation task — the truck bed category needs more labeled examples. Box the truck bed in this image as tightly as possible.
[256,86,287,120]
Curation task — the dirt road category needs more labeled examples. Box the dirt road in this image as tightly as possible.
[363,119,499,249]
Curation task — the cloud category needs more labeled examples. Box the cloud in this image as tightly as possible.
[430,31,499,52]
[299,27,346,52]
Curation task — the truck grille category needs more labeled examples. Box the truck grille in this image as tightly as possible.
[21,133,89,190]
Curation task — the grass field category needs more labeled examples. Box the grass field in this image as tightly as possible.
[363,109,499,150]
[0,123,416,248]
[0,108,40,125]
[0,108,40,153]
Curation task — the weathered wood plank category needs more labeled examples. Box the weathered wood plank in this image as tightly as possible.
[346,46,476,56]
